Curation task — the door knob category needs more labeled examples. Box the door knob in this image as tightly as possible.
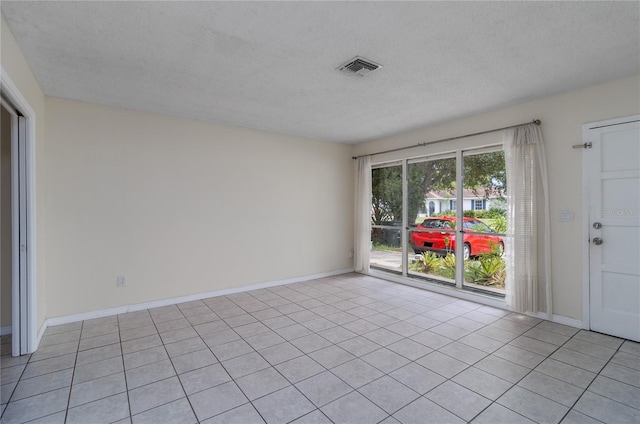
[593,237,603,245]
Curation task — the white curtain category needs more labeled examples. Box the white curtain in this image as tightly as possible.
[504,123,552,318]
[354,156,372,272]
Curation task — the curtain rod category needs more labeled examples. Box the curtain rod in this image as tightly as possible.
[352,119,541,160]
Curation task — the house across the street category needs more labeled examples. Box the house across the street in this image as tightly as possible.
[421,189,504,217]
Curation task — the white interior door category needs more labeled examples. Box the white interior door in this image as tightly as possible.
[587,117,640,342]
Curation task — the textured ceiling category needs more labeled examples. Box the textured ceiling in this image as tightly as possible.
[2,1,639,144]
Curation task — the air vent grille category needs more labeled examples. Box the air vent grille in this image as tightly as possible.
[337,57,381,77]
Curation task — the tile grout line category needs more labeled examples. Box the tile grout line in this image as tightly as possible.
[220,289,474,422]
[398,324,533,422]
[258,281,489,422]
[7,275,640,424]
[360,316,567,423]
[0,328,82,409]
[0,294,534,422]
[215,301,335,423]
[464,321,572,423]
[117,312,135,423]
[180,286,636,422]
[557,336,635,423]
[190,303,270,423]
[62,320,82,424]
[144,307,201,421]
[224,287,396,422]
[270,288,384,424]
[479,327,628,424]
[0,355,29,418]
[0,333,68,422]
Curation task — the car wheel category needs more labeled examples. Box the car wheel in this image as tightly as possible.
[413,248,422,254]
[463,243,471,260]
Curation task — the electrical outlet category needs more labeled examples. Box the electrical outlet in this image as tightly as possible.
[559,210,574,222]
[117,275,127,287]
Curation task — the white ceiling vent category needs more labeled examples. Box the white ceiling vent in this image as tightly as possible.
[337,56,382,77]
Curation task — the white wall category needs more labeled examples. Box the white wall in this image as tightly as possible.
[44,97,354,318]
[1,15,47,331]
[354,74,640,321]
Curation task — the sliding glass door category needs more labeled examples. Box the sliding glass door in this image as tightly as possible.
[370,147,507,298]
[407,156,457,286]
[461,149,507,296]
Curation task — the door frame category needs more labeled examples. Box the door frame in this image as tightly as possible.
[1,68,38,355]
[581,114,640,331]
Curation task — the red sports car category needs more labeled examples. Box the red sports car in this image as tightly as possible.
[410,216,504,260]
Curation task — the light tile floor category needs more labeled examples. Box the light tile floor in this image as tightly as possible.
[1,273,639,424]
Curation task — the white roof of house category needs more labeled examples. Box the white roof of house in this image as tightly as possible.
[425,189,503,200]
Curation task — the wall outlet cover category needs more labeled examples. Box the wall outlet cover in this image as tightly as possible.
[559,210,574,222]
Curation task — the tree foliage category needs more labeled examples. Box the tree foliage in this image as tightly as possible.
[371,165,403,224]
[372,151,506,226]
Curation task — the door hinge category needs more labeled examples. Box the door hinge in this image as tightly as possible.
[572,142,592,149]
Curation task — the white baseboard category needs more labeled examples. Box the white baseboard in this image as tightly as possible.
[36,321,47,348]
[524,311,583,328]
[0,325,11,336]
[549,314,583,329]
[44,268,354,329]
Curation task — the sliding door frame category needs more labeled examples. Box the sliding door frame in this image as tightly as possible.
[368,142,507,307]
[1,69,38,355]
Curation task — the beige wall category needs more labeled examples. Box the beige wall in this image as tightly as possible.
[44,97,354,318]
[1,15,47,331]
[1,106,12,327]
[353,74,640,321]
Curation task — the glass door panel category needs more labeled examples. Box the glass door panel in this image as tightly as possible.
[407,157,457,285]
[371,164,403,274]
[461,150,507,296]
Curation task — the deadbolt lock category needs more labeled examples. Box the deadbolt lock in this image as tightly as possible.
[593,222,602,229]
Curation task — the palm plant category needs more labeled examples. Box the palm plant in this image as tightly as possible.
[440,253,456,279]
[420,251,441,274]
[465,255,506,287]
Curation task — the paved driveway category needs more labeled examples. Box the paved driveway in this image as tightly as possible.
[370,249,417,271]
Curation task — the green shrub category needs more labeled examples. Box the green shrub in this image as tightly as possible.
[490,216,507,233]
[440,253,456,279]
[433,210,455,217]
[465,255,506,287]
[408,259,423,272]
[420,251,441,274]
[409,251,446,276]
[486,205,507,219]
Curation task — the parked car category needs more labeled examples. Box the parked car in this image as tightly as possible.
[410,216,504,260]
